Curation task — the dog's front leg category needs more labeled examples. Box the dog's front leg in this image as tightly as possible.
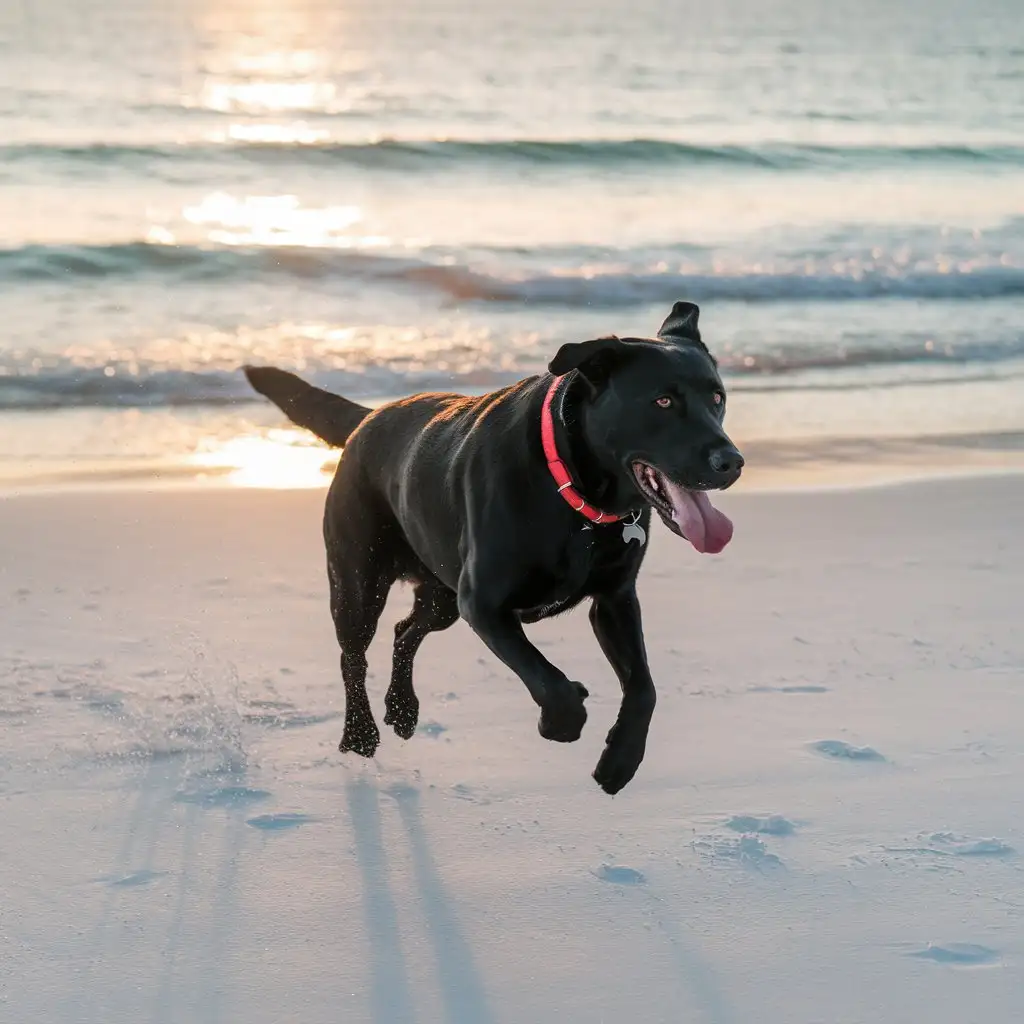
[589,587,657,794]
[458,585,588,743]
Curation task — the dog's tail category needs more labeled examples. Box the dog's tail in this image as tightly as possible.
[243,366,371,448]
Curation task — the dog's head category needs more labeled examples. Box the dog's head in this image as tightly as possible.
[548,301,742,553]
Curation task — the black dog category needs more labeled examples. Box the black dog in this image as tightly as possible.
[244,301,742,794]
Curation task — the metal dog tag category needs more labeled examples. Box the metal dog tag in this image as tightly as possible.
[621,520,646,546]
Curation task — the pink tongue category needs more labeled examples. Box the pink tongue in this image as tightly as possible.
[663,480,734,554]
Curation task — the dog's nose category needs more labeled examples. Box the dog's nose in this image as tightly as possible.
[708,445,744,480]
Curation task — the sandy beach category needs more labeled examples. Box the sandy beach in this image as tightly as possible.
[3,472,1022,1023]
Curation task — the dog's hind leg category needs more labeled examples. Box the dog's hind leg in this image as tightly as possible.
[384,579,459,740]
[327,550,395,758]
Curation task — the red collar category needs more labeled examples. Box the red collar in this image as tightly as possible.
[540,375,623,524]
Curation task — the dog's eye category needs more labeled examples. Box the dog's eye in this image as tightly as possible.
[654,396,672,409]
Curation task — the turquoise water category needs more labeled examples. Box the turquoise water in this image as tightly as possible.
[1,0,1022,485]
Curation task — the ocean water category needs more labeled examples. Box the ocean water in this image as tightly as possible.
[1,0,1022,488]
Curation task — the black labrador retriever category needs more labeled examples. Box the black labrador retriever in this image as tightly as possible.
[244,300,742,794]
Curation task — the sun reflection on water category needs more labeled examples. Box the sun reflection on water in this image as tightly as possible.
[190,430,338,489]
[198,79,337,114]
[182,192,365,247]
[149,191,393,250]
[162,4,388,252]
[189,0,358,116]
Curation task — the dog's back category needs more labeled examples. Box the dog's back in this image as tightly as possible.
[245,366,542,511]
[245,367,544,583]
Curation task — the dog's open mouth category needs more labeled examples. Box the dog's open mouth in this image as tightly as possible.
[632,461,734,554]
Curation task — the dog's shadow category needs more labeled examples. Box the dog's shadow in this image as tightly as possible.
[346,778,493,1024]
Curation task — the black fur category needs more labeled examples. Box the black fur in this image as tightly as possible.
[243,301,742,794]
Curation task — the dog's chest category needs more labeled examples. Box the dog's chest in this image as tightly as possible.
[514,523,642,622]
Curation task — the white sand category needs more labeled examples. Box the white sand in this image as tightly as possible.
[2,475,1023,1023]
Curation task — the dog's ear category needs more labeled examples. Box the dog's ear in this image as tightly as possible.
[548,335,631,389]
[658,300,701,343]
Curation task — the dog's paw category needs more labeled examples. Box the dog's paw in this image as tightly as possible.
[539,706,587,743]
[339,722,380,758]
[384,695,419,741]
[538,682,588,743]
[592,733,646,795]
